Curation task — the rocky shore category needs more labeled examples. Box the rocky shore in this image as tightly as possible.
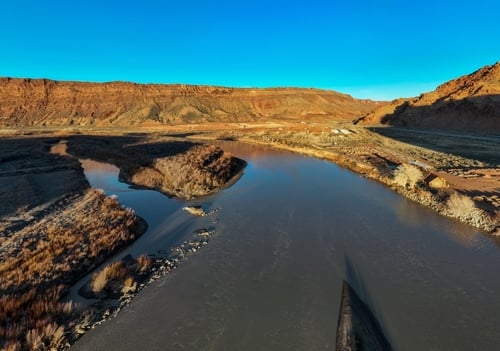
[70,224,217,347]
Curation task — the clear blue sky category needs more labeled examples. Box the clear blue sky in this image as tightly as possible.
[1,0,499,100]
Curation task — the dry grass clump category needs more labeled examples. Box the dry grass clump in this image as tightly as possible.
[446,192,482,219]
[136,254,151,273]
[90,254,152,297]
[0,285,72,350]
[2,341,21,351]
[91,271,108,295]
[121,276,137,295]
[91,262,128,294]
[0,189,142,350]
[393,163,424,189]
[25,323,65,351]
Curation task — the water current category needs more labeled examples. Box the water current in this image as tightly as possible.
[72,141,500,351]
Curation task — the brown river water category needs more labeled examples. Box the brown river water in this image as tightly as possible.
[71,141,500,351]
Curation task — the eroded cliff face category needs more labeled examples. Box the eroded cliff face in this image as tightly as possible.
[0,78,380,127]
[359,62,500,133]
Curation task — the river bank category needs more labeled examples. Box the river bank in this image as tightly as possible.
[174,121,499,234]
[71,139,500,351]
[1,125,498,349]
[234,136,498,234]
[5,123,498,232]
[0,135,245,350]
[64,135,246,200]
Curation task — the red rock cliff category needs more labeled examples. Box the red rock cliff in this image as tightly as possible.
[0,79,380,127]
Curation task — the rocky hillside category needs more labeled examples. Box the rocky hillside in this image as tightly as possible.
[0,78,380,127]
[358,62,500,133]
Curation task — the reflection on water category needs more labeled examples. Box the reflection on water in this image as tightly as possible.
[50,140,68,155]
[79,157,211,259]
[73,141,500,351]
[80,159,119,173]
[393,196,488,248]
[79,159,122,191]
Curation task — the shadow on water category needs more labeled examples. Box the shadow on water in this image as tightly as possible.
[65,134,198,169]
[5,133,208,211]
[343,253,394,350]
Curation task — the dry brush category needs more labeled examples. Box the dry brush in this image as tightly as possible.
[0,189,144,350]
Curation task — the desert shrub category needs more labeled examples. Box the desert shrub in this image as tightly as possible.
[25,329,42,350]
[91,269,109,294]
[121,276,137,295]
[91,261,127,294]
[393,164,423,189]
[446,192,480,219]
[2,341,21,351]
[40,322,65,349]
[123,276,136,288]
[136,254,151,273]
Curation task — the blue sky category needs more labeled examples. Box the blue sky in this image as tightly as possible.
[1,0,499,100]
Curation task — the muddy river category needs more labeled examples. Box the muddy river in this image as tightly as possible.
[72,141,500,351]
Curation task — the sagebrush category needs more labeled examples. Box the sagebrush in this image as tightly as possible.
[393,164,423,189]
[446,192,481,219]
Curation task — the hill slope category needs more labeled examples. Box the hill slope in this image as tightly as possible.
[358,62,500,133]
[0,78,379,127]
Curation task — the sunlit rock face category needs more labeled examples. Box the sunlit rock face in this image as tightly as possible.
[359,62,500,133]
[0,78,379,127]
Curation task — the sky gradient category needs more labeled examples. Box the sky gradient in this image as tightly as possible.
[1,0,499,100]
